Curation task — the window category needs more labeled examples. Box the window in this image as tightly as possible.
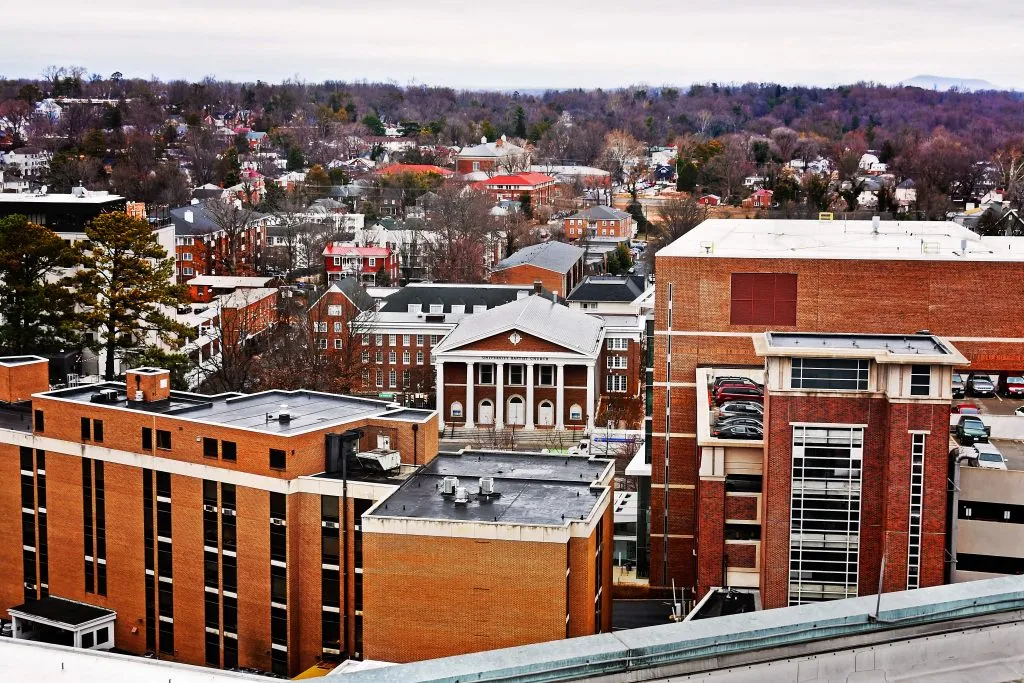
[403,350,410,364]
[606,375,627,392]
[416,351,424,365]
[375,351,383,364]
[142,427,152,450]
[607,338,628,350]
[34,410,44,432]
[388,370,396,388]
[429,304,443,314]
[416,334,424,346]
[508,364,525,385]
[333,256,341,266]
[368,257,376,267]
[83,631,94,648]
[334,338,343,350]
[569,404,583,421]
[182,267,194,276]
[388,334,396,346]
[156,430,171,450]
[362,334,370,345]
[479,364,495,384]
[451,402,464,418]
[402,335,410,346]
[203,437,218,458]
[333,321,343,333]
[81,417,91,441]
[318,338,328,349]
[607,356,628,369]
[314,322,327,333]
[92,419,104,443]
[539,365,554,386]
[402,370,410,387]
[430,334,439,346]
[910,365,930,396]
[361,351,369,363]
[269,449,286,470]
[375,334,383,345]
[376,370,383,388]
[791,358,869,391]
[389,351,397,364]
[327,305,342,316]
[730,273,798,325]
[222,441,236,462]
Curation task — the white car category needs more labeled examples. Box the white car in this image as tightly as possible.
[974,442,1008,470]
[1015,406,1024,417]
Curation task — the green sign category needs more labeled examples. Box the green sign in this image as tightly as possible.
[378,392,396,399]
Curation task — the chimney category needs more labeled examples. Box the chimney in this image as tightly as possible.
[872,215,880,234]
[533,280,543,295]
[126,367,171,403]
[184,209,194,223]
[496,136,504,148]
[480,136,487,144]
[0,356,49,404]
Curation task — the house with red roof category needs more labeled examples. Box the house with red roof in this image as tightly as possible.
[698,194,721,207]
[483,172,558,206]
[743,188,774,209]
[323,244,399,285]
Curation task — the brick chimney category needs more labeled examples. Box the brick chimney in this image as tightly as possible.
[126,367,171,403]
[0,356,49,404]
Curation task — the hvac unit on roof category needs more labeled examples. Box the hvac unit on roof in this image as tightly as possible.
[479,477,497,496]
[441,476,459,495]
[454,487,470,505]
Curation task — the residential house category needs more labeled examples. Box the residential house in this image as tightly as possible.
[743,188,774,209]
[2,147,50,180]
[698,194,721,206]
[456,135,529,175]
[563,205,635,240]
[323,244,399,284]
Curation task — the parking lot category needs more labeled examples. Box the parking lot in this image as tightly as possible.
[953,395,1024,471]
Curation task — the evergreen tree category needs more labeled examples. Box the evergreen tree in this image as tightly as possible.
[75,213,188,379]
[0,215,83,353]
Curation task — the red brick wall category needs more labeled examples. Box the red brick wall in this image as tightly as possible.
[490,264,566,297]
[697,478,725,597]
[0,359,49,403]
[725,495,758,521]
[725,543,757,569]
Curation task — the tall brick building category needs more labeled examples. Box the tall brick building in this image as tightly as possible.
[0,359,613,674]
[651,218,1024,602]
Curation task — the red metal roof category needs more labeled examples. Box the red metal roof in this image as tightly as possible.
[485,172,556,187]
[323,245,390,257]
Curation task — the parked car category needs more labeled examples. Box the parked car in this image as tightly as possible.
[718,401,764,418]
[955,415,991,445]
[1016,406,1024,417]
[1001,375,1024,398]
[952,375,965,398]
[973,442,1007,470]
[712,376,762,392]
[714,384,764,405]
[712,423,763,440]
[714,416,763,429]
[951,402,981,415]
[968,374,996,397]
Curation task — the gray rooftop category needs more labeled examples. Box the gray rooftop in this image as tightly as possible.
[766,332,951,354]
[41,383,430,435]
[367,450,611,525]
[566,275,647,303]
[568,205,631,221]
[493,240,585,274]
[378,283,556,314]
[432,295,605,356]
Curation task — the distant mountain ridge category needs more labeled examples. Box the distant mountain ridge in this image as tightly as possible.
[901,75,999,92]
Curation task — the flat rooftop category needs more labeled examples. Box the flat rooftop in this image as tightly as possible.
[39,383,433,435]
[756,332,967,365]
[0,355,47,367]
[10,596,114,626]
[0,192,124,205]
[367,450,612,526]
[657,218,1024,262]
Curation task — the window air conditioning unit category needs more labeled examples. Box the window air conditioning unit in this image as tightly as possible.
[203,504,217,513]
[271,518,285,526]
[323,521,339,529]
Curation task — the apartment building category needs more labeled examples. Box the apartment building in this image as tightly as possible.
[489,241,586,298]
[651,217,1024,598]
[0,360,437,676]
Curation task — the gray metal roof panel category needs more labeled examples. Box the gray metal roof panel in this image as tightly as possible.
[493,241,585,274]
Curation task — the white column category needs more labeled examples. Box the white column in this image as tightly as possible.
[465,361,475,428]
[494,361,505,429]
[525,363,535,429]
[436,362,445,430]
[555,362,565,430]
[585,361,595,432]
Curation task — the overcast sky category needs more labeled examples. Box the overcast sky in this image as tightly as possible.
[4,0,1021,90]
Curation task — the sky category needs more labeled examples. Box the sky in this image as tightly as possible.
[4,0,1022,90]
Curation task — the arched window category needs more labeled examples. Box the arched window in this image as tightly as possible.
[450,401,463,418]
[569,403,583,421]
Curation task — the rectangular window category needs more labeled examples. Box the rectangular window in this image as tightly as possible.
[791,358,869,391]
[334,338,343,350]
[479,364,495,385]
[539,365,554,385]
[907,434,925,590]
[730,273,797,326]
[269,449,286,470]
[508,364,524,385]
[388,334,396,346]
[81,417,91,441]
[34,410,44,432]
[910,365,931,396]
[402,334,410,346]
[375,351,383,363]
[361,351,369,363]
[607,356,628,369]
[203,437,218,458]
[403,369,410,387]
[430,334,439,346]
[222,441,236,462]
[606,338,628,350]
[333,321,343,333]
[416,334,424,346]
[142,427,153,450]
[789,426,863,605]
[403,350,410,364]
[389,370,397,388]
[328,305,342,316]
[318,338,328,349]
[376,370,383,388]
[362,334,370,345]
[156,430,171,450]
[416,351,424,365]
[374,334,383,345]
[606,375,627,392]
[389,350,397,364]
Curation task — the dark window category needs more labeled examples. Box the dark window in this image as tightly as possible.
[205,631,220,666]
[223,636,238,669]
[156,471,171,498]
[956,553,1024,574]
[142,427,153,450]
[82,631,94,648]
[321,569,340,608]
[203,480,218,506]
[222,440,236,462]
[158,620,174,653]
[270,492,286,519]
[34,410,44,432]
[791,358,869,391]
[204,553,219,585]
[203,437,218,458]
[92,419,104,443]
[97,562,106,596]
[158,582,173,613]
[321,609,341,653]
[222,554,237,593]
[96,627,108,645]
[322,496,339,523]
[270,448,286,469]
[271,605,288,642]
[730,273,797,326]
[156,430,171,450]
[271,565,287,603]
[81,417,91,441]
[204,591,219,629]
[910,365,931,396]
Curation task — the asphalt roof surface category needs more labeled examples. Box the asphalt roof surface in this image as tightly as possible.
[10,596,114,626]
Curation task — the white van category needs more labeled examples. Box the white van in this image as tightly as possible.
[973,442,1007,470]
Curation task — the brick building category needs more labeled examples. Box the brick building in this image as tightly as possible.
[482,172,557,206]
[650,218,1024,602]
[455,136,528,176]
[323,245,399,285]
[362,450,614,662]
[187,275,277,304]
[170,202,274,283]
[489,241,586,298]
[0,363,438,676]
[563,205,636,240]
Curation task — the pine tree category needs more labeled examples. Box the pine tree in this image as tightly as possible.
[75,212,188,379]
[0,215,83,353]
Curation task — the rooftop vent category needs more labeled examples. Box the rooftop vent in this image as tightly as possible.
[454,486,470,505]
[91,388,120,404]
[872,215,880,234]
[277,404,291,423]
[441,476,459,495]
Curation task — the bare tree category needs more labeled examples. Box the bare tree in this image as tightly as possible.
[422,185,493,282]
[184,126,220,186]
[600,130,646,185]
[204,197,265,275]
[648,196,709,270]
[0,99,32,147]
[992,141,1024,209]
[194,290,275,393]
[770,127,799,163]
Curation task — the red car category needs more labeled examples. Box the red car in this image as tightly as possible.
[714,383,764,405]
[1002,376,1024,398]
[951,402,981,415]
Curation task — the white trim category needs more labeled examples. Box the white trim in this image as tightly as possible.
[321,605,341,614]
[271,643,288,652]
